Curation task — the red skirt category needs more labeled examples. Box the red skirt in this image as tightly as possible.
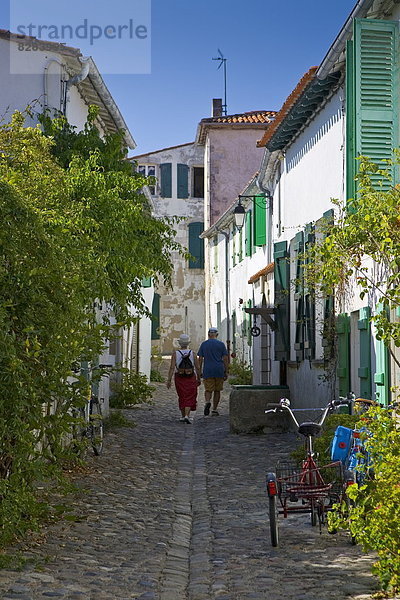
[174,374,198,410]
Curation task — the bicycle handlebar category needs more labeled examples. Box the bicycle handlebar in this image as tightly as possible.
[265,396,353,429]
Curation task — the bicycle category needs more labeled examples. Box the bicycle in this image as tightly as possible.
[265,397,352,547]
[72,363,113,456]
[73,393,104,456]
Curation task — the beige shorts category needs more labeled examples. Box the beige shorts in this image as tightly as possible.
[203,377,224,392]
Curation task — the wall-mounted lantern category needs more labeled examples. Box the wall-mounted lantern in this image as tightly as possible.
[233,199,245,231]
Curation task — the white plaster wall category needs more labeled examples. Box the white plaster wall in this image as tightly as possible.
[138,286,154,378]
[207,211,280,383]
[278,92,344,239]
[269,91,345,407]
[0,38,89,130]
[135,143,205,355]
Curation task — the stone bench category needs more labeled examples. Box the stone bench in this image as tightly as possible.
[229,385,291,434]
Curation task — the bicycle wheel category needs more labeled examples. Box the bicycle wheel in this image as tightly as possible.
[89,398,103,456]
[269,496,279,547]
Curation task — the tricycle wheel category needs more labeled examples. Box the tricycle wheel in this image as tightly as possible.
[310,499,317,526]
[269,496,279,547]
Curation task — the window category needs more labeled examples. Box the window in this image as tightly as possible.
[138,164,156,195]
[192,167,204,198]
[188,222,204,269]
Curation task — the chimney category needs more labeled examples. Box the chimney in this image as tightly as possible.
[212,98,223,117]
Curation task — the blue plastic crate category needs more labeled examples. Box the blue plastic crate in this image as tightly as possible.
[331,425,353,464]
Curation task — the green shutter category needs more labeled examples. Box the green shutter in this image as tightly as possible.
[254,195,266,246]
[245,210,253,256]
[322,295,335,360]
[293,232,304,361]
[188,222,204,269]
[346,39,356,203]
[358,306,372,399]
[304,224,315,360]
[354,19,399,189]
[321,210,335,358]
[232,310,237,354]
[160,163,172,197]
[151,293,160,339]
[274,241,290,361]
[141,277,152,288]
[374,303,390,405]
[336,313,350,397]
[177,163,189,198]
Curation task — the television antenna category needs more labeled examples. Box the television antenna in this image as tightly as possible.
[212,49,227,115]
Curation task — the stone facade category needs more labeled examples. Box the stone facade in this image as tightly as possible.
[131,142,205,355]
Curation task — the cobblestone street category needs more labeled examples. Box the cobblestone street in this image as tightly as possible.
[0,382,384,600]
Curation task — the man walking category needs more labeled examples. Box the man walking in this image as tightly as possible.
[198,327,229,416]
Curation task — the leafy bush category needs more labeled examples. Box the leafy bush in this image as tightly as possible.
[0,109,182,548]
[328,406,400,595]
[228,359,253,385]
[104,409,136,430]
[290,412,359,465]
[110,371,155,408]
[150,369,164,382]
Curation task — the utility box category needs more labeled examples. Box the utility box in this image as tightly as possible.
[229,385,291,434]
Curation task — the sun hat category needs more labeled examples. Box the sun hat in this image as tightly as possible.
[208,327,218,334]
[178,334,190,346]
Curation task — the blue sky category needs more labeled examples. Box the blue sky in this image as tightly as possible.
[2,0,356,155]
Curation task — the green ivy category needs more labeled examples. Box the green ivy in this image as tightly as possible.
[328,407,400,594]
[0,109,182,547]
[110,371,155,408]
[228,358,253,385]
[305,154,400,367]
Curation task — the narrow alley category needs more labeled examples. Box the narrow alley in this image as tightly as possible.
[0,382,378,600]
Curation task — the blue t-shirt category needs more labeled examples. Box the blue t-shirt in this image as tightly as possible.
[197,338,228,378]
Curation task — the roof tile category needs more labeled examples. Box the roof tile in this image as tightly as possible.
[248,262,275,284]
[257,67,318,147]
[201,110,276,125]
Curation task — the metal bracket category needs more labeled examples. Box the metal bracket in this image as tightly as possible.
[244,307,277,331]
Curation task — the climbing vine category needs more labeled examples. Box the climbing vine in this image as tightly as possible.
[305,154,400,368]
[305,155,400,593]
[0,109,182,546]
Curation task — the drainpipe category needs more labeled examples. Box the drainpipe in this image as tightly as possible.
[64,56,91,115]
[316,0,374,80]
[216,228,231,358]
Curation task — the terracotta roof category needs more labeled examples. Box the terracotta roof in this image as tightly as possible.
[201,110,276,125]
[248,262,275,284]
[257,67,318,147]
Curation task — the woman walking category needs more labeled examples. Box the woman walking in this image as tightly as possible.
[167,334,201,423]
